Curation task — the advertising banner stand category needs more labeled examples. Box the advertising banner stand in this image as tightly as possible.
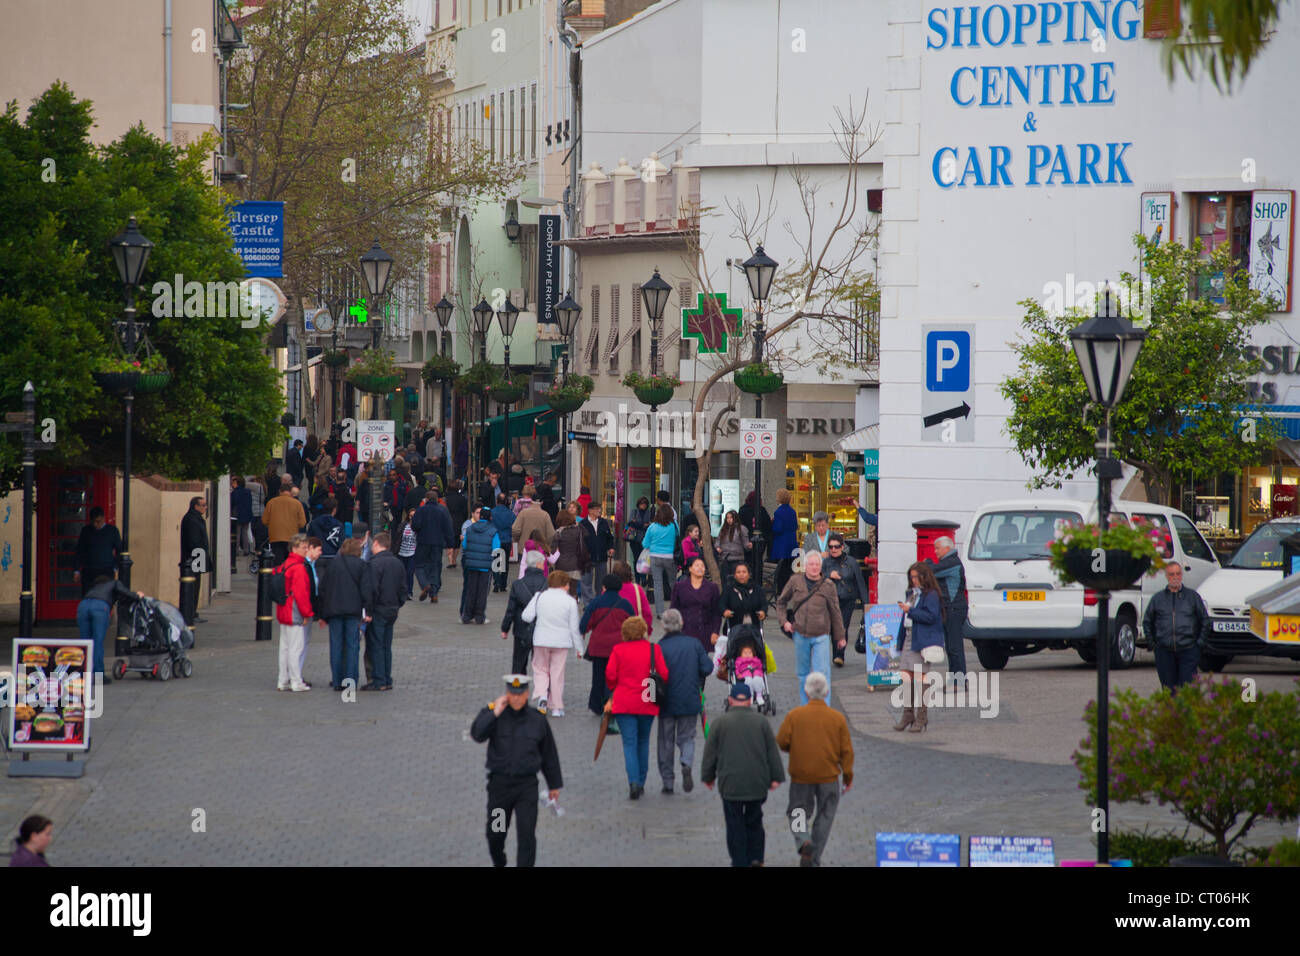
[7,638,94,778]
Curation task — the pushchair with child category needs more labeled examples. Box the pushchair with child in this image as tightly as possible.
[714,622,776,715]
[111,596,195,681]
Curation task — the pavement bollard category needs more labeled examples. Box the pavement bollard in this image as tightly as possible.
[256,541,275,641]
[179,561,200,636]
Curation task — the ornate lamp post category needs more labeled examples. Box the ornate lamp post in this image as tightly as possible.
[741,245,777,579]
[434,294,455,468]
[107,216,153,650]
[1068,285,1146,865]
[555,291,581,504]
[640,267,672,500]
[496,296,521,498]
[471,298,494,494]
[360,240,395,426]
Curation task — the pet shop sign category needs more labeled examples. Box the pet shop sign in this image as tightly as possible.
[926,2,1141,188]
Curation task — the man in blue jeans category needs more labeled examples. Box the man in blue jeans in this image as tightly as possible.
[363,532,407,691]
[775,550,847,706]
[76,576,144,685]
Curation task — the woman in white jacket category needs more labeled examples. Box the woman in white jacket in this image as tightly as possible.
[522,570,585,716]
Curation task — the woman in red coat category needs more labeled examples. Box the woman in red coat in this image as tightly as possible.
[580,574,635,717]
[605,616,669,799]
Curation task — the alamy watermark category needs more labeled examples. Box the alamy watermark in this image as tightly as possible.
[890,668,1000,718]
[148,275,270,325]
[594,403,709,458]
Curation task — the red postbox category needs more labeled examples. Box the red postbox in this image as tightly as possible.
[913,519,961,564]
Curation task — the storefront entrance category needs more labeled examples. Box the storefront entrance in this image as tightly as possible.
[36,467,116,622]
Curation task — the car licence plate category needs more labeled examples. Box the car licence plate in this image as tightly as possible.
[1003,590,1045,602]
[1212,620,1251,633]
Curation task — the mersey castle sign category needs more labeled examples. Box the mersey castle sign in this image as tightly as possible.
[927,1,1141,188]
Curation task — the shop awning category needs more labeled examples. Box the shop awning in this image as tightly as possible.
[833,423,878,453]
[1258,406,1300,441]
[474,405,560,459]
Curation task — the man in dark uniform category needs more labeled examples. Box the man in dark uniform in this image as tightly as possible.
[470,674,563,867]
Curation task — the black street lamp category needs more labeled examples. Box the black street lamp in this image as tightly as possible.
[471,298,494,490]
[497,296,521,499]
[1068,285,1146,866]
[504,215,521,243]
[555,291,581,503]
[360,239,394,350]
[641,267,672,501]
[434,295,454,464]
[742,244,777,579]
[107,215,154,651]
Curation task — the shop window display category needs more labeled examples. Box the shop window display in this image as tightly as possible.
[786,453,859,538]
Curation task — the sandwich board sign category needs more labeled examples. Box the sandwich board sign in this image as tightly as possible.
[9,638,94,756]
[358,420,396,462]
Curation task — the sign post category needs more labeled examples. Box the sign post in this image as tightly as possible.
[357,420,396,462]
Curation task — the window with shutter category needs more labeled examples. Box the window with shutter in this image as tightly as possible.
[607,285,620,371]
[583,285,601,369]
[1143,0,1180,38]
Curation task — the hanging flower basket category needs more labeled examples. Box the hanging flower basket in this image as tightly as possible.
[624,371,680,408]
[734,362,784,395]
[455,361,502,396]
[421,353,461,384]
[134,370,172,394]
[322,350,350,368]
[1049,519,1165,589]
[545,374,594,415]
[490,378,527,405]
[346,349,402,393]
[92,371,140,393]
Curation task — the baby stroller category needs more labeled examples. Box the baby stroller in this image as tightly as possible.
[112,597,195,681]
[716,622,776,716]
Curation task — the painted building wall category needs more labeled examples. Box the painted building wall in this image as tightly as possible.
[877,1,1300,596]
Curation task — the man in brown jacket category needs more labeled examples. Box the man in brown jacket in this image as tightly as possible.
[511,497,555,550]
[777,671,854,867]
[262,480,308,565]
[776,549,846,705]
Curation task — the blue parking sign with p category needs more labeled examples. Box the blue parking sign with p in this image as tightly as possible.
[926,331,970,392]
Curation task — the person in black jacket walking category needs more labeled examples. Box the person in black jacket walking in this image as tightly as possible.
[318,537,374,690]
[823,533,870,667]
[501,551,549,674]
[445,481,469,567]
[656,609,714,794]
[411,491,455,603]
[1141,563,1212,692]
[721,562,768,630]
[74,507,122,596]
[470,673,563,867]
[363,533,406,691]
[180,497,210,625]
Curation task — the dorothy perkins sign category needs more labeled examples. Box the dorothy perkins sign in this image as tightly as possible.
[926,1,1141,188]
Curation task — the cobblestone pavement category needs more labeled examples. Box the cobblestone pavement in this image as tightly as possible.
[4,571,1295,866]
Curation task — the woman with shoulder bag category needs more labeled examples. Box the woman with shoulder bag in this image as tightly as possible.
[714,510,750,582]
[605,616,669,800]
[894,561,946,733]
[580,574,635,718]
[625,496,652,585]
[521,570,585,716]
[502,550,549,675]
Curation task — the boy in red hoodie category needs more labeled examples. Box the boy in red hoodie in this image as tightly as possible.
[275,533,315,692]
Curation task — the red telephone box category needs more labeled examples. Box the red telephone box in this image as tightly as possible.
[36,467,117,622]
[913,519,960,563]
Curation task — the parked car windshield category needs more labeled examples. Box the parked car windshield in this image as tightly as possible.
[1226,521,1300,570]
[969,510,1082,561]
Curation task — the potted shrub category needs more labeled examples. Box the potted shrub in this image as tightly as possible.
[132,352,171,394]
[1048,518,1164,590]
[420,353,461,385]
[455,361,502,396]
[91,354,143,393]
[544,374,593,415]
[345,349,402,393]
[489,372,527,405]
[321,350,350,368]
[734,360,784,394]
[623,370,681,407]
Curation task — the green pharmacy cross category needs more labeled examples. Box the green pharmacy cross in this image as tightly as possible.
[350,297,392,325]
[682,293,743,354]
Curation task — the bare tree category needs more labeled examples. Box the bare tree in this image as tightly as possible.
[677,98,882,583]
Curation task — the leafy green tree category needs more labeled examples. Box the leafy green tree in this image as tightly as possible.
[1156,0,1291,91]
[1001,235,1280,504]
[0,82,284,486]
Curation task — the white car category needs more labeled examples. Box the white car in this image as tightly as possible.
[1196,517,1300,671]
[962,498,1219,670]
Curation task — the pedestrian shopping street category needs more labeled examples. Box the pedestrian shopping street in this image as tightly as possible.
[7,570,1294,867]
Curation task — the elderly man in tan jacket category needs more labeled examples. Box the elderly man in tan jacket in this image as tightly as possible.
[777,671,854,867]
[776,550,846,706]
[512,496,555,550]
